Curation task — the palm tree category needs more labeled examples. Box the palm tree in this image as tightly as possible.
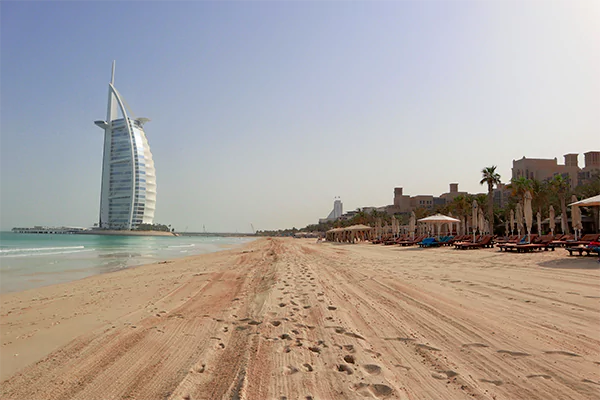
[508,176,533,205]
[549,175,571,234]
[480,166,502,232]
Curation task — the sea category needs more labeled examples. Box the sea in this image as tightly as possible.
[0,232,255,294]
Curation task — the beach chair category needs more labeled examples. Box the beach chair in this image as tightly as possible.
[455,235,493,250]
[418,237,438,247]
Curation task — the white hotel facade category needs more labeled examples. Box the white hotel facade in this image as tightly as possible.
[94,62,156,230]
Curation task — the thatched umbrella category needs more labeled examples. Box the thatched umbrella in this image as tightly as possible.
[516,202,524,237]
[571,195,582,240]
[524,191,533,243]
[472,200,479,241]
[536,211,542,235]
[510,209,515,236]
[549,206,556,237]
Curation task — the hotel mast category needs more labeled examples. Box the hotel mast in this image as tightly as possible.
[94,62,157,230]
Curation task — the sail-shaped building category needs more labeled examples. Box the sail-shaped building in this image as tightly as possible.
[94,62,156,230]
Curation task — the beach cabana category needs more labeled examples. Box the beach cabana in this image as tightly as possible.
[326,224,373,243]
[418,214,460,239]
[570,194,600,234]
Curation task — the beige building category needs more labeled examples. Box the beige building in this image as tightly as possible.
[391,183,469,214]
[512,151,599,189]
[512,154,579,188]
[579,151,600,183]
[439,183,468,203]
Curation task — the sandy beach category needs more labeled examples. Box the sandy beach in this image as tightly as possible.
[1,237,599,399]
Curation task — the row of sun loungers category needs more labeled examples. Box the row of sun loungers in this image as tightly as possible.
[371,233,599,257]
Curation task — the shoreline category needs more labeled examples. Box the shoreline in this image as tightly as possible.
[0,238,260,381]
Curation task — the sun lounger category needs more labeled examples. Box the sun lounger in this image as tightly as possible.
[565,244,600,257]
[455,235,493,250]
[397,235,426,246]
[418,237,438,247]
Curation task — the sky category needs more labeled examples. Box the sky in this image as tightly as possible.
[1,1,598,233]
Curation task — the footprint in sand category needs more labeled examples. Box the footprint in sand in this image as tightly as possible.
[416,344,441,351]
[285,365,299,375]
[327,306,337,311]
[308,346,321,354]
[582,379,600,386]
[367,384,394,398]
[343,344,355,353]
[497,350,529,357]
[462,343,489,348]
[363,364,382,375]
[527,374,552,379]
[385,337,415,342]
[343,355,355,364]
[336,364,353,375]
[431,370,458,379]
[302,363,313,372]
[344,332,365,340]
[543,351,580,357]
[479,379,503,386]
[271,321,282,327]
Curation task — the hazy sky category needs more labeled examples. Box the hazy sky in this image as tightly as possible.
[1,1,598,232]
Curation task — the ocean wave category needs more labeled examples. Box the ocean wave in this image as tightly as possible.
[0,246,85,254]
[168,244,195,248]
[1,248,94,258]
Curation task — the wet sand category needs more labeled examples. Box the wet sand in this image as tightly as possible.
[1,238,599,399]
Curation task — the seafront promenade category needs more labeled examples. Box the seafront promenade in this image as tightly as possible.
[1,238,598,399]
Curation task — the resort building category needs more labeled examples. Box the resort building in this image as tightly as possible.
[511,151,600,188]
[94,62,157,230]
[579,151,600,183]
[511,154,585,189]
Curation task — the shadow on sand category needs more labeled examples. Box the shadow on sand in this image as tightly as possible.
[538,258,600,270]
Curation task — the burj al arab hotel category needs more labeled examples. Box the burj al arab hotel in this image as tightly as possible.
[94,62,156,230]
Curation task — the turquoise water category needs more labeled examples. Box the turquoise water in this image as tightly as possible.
[0,232,254,293]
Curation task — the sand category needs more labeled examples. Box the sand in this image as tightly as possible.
[1,237,599,399]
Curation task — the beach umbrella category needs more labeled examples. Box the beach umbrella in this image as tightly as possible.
[516,202,524,237]
[537,211,542,236]
[409,212,416,239]
[560,213,566,234]
[570,194,600,207]
[472,200,478,241]
[510,209,515,236]
[478,208,485,235]
[447,212,454,236]
[549,206,556,237]
[505,220,509,237]
[524,191,533,243]
[571,195,582,240]
[461,216,466,235]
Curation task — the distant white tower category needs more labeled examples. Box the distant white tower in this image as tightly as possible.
[94,62,157,230]
[319,197,343,223]
[332,196,343,219]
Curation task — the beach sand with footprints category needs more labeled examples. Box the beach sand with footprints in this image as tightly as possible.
[1,237,599,399]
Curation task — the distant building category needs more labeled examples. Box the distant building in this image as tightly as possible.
[492,183,511,208]
[512,154,579,188]
[439,183,469,203]
[94,62,157,230]
[319,197,343,224]
[510,153,598,189]
[579,151,600,183]
[389,183,472,214]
